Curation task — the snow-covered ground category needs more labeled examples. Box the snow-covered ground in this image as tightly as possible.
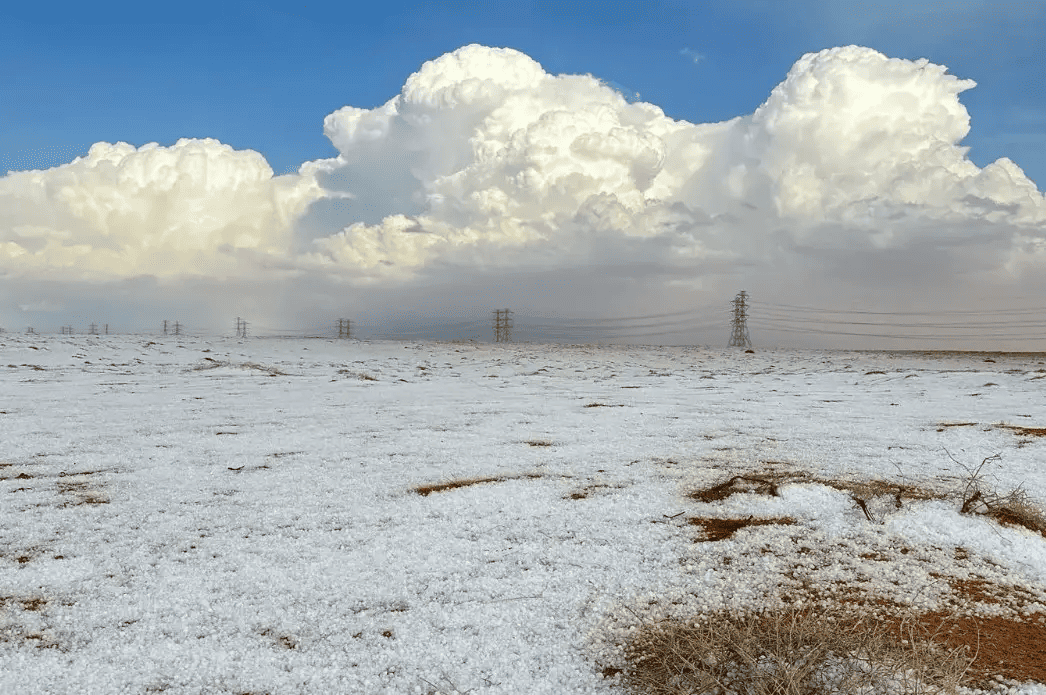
[2,335,1045,694]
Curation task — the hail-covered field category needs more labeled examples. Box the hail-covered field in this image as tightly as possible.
[2,335,1045,694]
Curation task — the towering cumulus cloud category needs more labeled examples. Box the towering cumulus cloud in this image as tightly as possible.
[308,44,1045,281]
[2,44,1044,339]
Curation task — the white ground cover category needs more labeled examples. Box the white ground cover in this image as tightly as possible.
[1,335,1045,694]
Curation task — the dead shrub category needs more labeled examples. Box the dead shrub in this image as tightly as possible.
[949,451,1046,537]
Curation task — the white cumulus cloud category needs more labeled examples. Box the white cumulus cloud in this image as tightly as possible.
[2,44,1045,344]
[308,44,1045,283]
[0,138,322,281]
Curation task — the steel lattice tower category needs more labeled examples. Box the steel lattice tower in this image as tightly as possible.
[492,309,513,343]
[728,290,752,348]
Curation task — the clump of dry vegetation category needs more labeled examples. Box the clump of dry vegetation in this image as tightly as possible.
[950,452,1046,538]
[190,357,288,376]
[615,605,975,695]
[687,469,938,521]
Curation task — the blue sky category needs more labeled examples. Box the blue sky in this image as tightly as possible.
[3,0,1044,186]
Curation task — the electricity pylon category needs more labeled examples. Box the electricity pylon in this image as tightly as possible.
[492,309,513,343]
[728,291,752,348]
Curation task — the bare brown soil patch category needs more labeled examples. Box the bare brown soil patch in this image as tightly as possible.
[688,516,796,542]
[337,369,377,381]
[192,358,288,376]
[0,470,33,481]
[415,476,504,496]
[937,421,978,431]
[880,612,1046,687]
[56,473,109,506]
[567,483,609,500]
[998,424,1046,437]
[259,627,298,650]
[0,596,48,612]
[690,474,783,502]
[414,473,542,496]
[779,570,1046,689]
[939,421,1046,437]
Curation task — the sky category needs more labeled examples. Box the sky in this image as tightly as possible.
[1,0,1045,348]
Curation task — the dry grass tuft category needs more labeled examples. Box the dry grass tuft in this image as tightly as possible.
[615,606,975,695]
[988,501,1046,537]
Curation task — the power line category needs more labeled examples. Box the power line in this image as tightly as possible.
[751,300,1044,317]
[749,321,1046,341]
[751,311,1046,330]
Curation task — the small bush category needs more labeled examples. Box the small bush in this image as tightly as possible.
[950,452,1046,537]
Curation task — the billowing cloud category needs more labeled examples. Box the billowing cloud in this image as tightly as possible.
[0,138,322,281]
[2,44,1045,346]
[306,45,1044,279]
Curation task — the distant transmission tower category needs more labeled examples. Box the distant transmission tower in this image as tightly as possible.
[492,309,513,343]
[728,290,752,348]
[235,317,248,339]
[337,318,352,339]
